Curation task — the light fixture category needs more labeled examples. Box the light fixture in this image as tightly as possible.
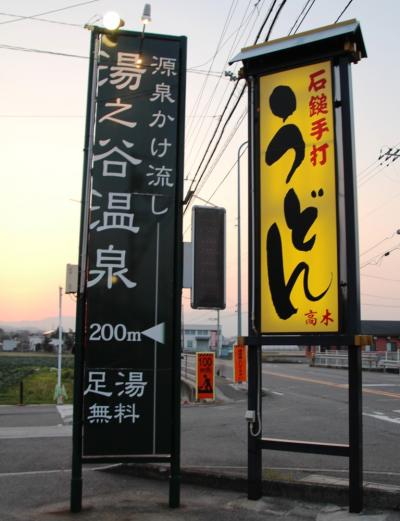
[141,4,151,25]
[101,11,125,48]
[103,11,124,31]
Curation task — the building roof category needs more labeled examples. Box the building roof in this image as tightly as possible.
[361,320,400,337]
[229,19,366,67]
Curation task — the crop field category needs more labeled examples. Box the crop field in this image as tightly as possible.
[0,354,74,405]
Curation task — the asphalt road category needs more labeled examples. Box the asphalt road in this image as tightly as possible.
[183,357,400,487]
[1,360,399,519]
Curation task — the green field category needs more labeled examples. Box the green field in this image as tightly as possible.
[0,353,74,405]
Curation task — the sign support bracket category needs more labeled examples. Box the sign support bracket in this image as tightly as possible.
[246,336,366,513]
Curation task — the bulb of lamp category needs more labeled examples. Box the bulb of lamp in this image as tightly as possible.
[103,11,121,30]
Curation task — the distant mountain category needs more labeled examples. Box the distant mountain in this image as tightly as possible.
[0,316,76,333]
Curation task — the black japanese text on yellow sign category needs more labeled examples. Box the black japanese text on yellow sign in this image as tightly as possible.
[259,61,339,334]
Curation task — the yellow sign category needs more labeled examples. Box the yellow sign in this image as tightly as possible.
[259,61,338,333]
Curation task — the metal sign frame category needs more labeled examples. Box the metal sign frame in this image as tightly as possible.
[230,20,366,513]
[71,27,186,511]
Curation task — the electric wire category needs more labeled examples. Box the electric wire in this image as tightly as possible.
[288,0,313,35]
[361,274,400,282]
[184,1,278,198]
[334,0,355,23]
[185,0,265,177]
[360,243,400,269]
[0,44,87,59]
[185,0,258,174]
[0,11,82,27]
[0,0,100,25]
[185,0,239,140]
[208,139,248,202]
[195,108,247,197]
[185,0,251,169]
[264,0,288,41]
[291,0,316,35]
[184,0,286,212]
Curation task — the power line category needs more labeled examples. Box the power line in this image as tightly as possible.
[361,293,400,301]
[288,0,313,35]
[195,108,247,198]
[183,83,246,213]
[184,0,289,211]
[0,43,87,59]
[361,274,400,282]
[185,0,258,173]
[362,302,400,309]
[184,2,279,201]
[360,229,400,257]
[185,0,239,141]
[334,0,355,23]
[264,0,288,41]
[0,11,82,27]
[360,243,400,269]
[292,0,316,34]
[360,189,400,221]
[185,1,269,192]
[207,137,248,202]
[0,44,226,82]
[0,114,84,118]
[0,0,100,26]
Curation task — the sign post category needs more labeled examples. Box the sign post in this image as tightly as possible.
[230,20,366,512]
[71,27,186,511]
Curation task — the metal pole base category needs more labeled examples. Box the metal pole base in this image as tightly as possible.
[70,477,82,513]
[169,474,180,508]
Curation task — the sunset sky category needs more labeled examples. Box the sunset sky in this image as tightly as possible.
[1,0,399,336]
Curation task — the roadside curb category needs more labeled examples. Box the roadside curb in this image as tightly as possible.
[104,463,400,511]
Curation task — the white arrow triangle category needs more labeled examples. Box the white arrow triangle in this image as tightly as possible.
[142,322,165,344]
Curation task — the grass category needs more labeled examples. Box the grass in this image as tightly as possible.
[0,354,74,405]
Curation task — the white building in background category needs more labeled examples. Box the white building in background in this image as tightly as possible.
[2,339,18,351]
[29,335,44,352]
[182,324,222,353]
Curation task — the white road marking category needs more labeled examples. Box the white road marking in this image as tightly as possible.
[56,404,73,424]
[0,464,120,478]
[0,425,72,439]
[363,384,400,387]
[363,412,400,425]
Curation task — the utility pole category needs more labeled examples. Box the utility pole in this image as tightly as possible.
[378,147,400,166]
[237,141,248,338]
[55,286,64,405]
[217,309,220,357]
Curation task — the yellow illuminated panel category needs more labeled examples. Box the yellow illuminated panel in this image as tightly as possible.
[259,61,338,333]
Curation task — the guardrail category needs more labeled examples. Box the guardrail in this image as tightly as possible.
[380,359,400,373]
[311,351,400,372]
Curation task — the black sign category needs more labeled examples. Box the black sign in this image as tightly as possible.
[82,31,186,456]
[191,206,226,310]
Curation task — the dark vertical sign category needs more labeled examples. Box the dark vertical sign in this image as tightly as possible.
[81,31,186,457]
[191,206,226,310]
